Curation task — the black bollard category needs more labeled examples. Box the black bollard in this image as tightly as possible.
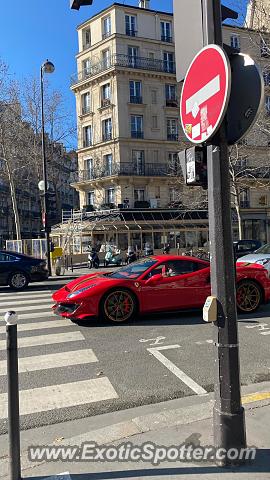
[5,311,21,480]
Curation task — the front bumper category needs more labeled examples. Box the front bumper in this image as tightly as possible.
[53,301,96,319]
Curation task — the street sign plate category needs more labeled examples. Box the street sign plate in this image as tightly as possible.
[226,53,264,145]
[180,44,231,144]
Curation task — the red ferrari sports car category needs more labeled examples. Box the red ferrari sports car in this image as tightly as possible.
[52,255,270,323]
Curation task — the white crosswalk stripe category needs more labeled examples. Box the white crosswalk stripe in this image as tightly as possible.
[0,288,119,421]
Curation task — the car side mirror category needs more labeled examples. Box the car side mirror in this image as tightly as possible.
[145,273,163,285]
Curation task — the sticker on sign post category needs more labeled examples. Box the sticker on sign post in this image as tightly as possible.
[180,44,231,144]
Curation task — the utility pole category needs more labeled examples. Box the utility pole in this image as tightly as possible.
[202,0,246,462]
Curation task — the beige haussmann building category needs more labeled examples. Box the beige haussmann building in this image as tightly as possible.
[52,0,270,255]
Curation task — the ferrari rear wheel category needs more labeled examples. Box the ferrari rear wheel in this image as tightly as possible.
[236,280,262,314]
[101,289,137,323]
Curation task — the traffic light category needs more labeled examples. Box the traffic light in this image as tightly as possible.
[70,0,93,10]
[179,146,207,189]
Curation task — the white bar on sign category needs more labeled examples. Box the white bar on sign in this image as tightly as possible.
[186,75,220,114]
[192,123,201,139]
[0,377,118,418]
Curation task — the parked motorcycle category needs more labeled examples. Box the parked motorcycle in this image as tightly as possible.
[126,247,137,264]
[88,249,100,269]
[104,247,122,267]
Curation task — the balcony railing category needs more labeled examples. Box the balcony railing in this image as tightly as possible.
[161,35,173,43]
[101,98,111,108]
[102,31,111,39]
[71,54,176,85]
[81,106,91,115]
[73,162,169,182]
[126,29,137,37]
[167,133,179,141]
[166,99,178,107]
[131,131,144,139]
[130,95,143,104]
[102,132,112,142]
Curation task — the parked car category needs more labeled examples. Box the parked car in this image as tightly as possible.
[233,240,262,260]
[236,242,270,273]
[52,255,270,323]
[0,250,49,290]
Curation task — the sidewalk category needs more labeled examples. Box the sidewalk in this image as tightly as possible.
[0,381,270,479]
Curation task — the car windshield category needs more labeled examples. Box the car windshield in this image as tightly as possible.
[254,243,270,254]
[108,258,158,279]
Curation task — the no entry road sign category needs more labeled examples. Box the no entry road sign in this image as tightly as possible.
[180,44,231,144]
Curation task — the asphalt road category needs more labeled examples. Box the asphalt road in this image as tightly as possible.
[0,277,269,434]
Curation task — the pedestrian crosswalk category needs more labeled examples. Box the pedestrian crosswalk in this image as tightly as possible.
[0,287,118,422]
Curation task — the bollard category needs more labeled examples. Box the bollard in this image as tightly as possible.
[5,311,21,480]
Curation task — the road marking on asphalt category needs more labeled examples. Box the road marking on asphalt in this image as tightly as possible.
[0,377,118,418]
[195,339,213,345]
[0,331,85,351]
[7,312,55,320]
[0,319,70,335]
[0,349,98,376]
[242,392,270,404]
[0,303,52,314]
[0,298,53,306]
[147,345,207,395]
[139,336,166,346]
[0,293,52,302]
[0,290,51,297]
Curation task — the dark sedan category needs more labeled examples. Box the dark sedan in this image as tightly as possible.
[0,251,49,290]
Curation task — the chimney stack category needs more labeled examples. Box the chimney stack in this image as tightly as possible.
[139,0,150,9]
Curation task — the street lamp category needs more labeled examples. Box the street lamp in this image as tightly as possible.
[40,59,55,276]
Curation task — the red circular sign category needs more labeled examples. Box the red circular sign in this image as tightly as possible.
[180,44,231,144]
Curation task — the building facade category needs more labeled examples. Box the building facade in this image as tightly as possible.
[59,1,270,254]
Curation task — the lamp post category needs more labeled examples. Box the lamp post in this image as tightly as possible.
[40,60,55,277]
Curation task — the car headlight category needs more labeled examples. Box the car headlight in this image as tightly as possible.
[67,284,97,299]
[256,259,270,266]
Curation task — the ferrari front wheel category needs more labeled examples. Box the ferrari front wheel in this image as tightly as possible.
[101,289,137,323]
[236,280,262,314]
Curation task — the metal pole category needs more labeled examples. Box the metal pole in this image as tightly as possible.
[203,0,246,463]
[5,312,21,480]
[40,66,52,277]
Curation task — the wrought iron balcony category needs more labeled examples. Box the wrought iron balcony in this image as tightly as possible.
[73,162,170,182]
[166,99,178,107]
[102,132,112,142]
[131,131,144,139]
[101,98,111,108]
[126,29,137,37]
[167,133,179,141]
[130,95,143,104]
[71,54,176,86]
[102,31,111,39]
[161,35,173,43]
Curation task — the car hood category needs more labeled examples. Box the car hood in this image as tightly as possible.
[52,272,112,301]
[236,254,270,263]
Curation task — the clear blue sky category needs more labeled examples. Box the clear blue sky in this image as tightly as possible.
[0,0,247,148]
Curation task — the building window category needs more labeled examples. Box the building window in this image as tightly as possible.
[167,118,178,141]
[230,35,240,49]
[102,49,111,69]
[125,15,137,36]
[165,84,177,107]
[131,115,143,139]
[161,21,172,42]
[102,118,112,141]
[134,188,145,201]
[152,116,158,129]
[263,71,270,86]
[82,28,91,50]
[163,52,175,73]
[88,191,95,206]
[169,187,178,203]
[239,189,250,208]
[129,80,142,103]
[85,158,93,179]
[261,38,270,57]
[168,152,178,174]
[83,125,92,147]
[132,150,145,174]
[82,58,91,78]
[152,150,159,163]
[151,90,157,104]
[101,83,111,107]
[266,96,270,115]
[104,154,113,175]
[128,46,139,68]
[81,92,91,115]
[102,15,111,39]
[105,187,115,205]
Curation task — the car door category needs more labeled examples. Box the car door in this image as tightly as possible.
[0,253,13,285]
[140,259,211,312]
